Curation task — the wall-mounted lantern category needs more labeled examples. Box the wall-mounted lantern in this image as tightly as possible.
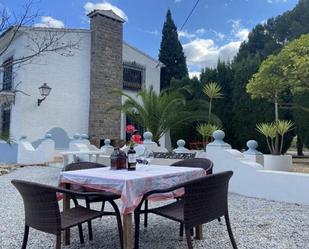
[38,83,52,106]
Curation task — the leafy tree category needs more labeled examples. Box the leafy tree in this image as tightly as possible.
[247,55,290,121]
[278,34,309,93]
[159,10,188,90]
[247,34,309,153]
[226,0,309,152]
[112,87,209,144]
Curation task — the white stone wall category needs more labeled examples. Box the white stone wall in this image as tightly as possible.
[7,29,91,141]
[0,28,161,143]
[202,145,309,205]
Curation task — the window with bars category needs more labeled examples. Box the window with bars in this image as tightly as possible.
[2,57,13,91]
[1,108,11,135]
[123,63,145,90]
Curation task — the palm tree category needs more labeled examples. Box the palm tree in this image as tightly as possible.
[111,87,211,144]
[203,82,223,122]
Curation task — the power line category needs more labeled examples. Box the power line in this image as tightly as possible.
[180,0,201,31]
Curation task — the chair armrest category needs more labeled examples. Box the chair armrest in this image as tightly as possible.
[137,182,186,210]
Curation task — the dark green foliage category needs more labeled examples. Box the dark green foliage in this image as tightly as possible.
[169,77,217,147]
[293,93,309,148]
[200,61,235,144]
[159,10,188,90]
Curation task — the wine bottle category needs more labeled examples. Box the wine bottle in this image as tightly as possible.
[127,146,137,171]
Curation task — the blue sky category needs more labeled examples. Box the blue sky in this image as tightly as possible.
[2,0,299,76]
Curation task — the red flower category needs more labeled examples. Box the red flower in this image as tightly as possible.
[126,124,136,134]
[131,134,142,144]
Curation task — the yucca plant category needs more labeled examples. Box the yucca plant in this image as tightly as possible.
[197,123,220,150]
[257,120,293,155]
[203,82,223,121]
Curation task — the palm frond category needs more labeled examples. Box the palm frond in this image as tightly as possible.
[276,120,294,136]
[203,82,223,99]
[256,123,277,139]
[197,123,220,137]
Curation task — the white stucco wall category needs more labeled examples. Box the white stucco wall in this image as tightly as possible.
[0,28,161,144]
[202,145,309,205]
[8,29,91,141]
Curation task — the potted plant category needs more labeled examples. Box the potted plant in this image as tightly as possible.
[256,120,293,171]
[246,55,296,171]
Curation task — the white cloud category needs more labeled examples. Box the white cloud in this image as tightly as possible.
[196,28,206,35]
[178,30,196,39]
[183,20,249,70]
[235,28,249,41]
[183,38,240,68]
[266,0,288,3]
[183,39,219,67]
[34,16,65,28]
[84,1,128,21]
[212,30,226,40]
[141,29,160,36]
[189,71,201,79]
[230,19,249,41]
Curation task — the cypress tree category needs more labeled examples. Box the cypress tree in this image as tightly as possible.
[159,9,188,90]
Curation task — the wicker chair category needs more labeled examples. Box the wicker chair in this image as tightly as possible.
[12,179,124,249]
[134,171,237,249]
[143,158,214,229]
[63,162,121,241]
[170,158,213,174]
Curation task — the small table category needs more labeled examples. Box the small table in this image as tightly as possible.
[60,150,107,165]
[59,165,205,249]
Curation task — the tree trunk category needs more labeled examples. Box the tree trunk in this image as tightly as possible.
[297,135,304,156]
[275,99,279,122]
[274,134,280,155]
[208,98,212,122]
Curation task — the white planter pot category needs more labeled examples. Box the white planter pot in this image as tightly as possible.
[263,154,293,172]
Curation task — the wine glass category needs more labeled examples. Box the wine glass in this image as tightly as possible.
[135,145,146,165]
[144,149,154,165]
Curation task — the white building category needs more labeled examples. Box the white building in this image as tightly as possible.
[0,10,162,157]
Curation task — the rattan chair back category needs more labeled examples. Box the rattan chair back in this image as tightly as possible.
[12,180,61,235]
[63,162,107,172]
[183,171,233,228]
[171,158,213,175]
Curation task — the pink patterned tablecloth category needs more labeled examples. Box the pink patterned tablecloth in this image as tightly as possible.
[59,165,205,214]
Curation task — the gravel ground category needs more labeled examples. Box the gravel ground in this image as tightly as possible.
[1,166,309,249]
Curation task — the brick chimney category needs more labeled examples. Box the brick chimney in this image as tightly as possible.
[87,10,125,146]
